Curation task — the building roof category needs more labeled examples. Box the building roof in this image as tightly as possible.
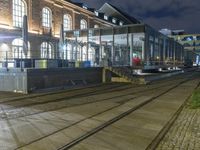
[98,3,140,24]
[65,1,140,26]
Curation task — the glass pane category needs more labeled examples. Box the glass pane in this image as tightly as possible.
[88,29,100,66]
[100,28,113,66]
[114,33,129,66]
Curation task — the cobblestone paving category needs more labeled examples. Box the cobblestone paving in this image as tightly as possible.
[156,107,200,150]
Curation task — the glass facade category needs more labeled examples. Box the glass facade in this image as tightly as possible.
[65,24,184,68]
[88,29,100,66]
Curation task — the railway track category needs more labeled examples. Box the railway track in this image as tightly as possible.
[11,72,199,150]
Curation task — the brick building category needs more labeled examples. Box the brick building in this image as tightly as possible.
[0,0,135,61]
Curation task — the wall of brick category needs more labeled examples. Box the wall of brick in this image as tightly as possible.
[0,0,113,59]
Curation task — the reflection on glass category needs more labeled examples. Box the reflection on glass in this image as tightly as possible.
[64,24,183,68]
[101,29,113,66]
[114,34,128,66]
[88,29,100,66]
[132,33,144,66]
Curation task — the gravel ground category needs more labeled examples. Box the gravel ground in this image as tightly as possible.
[156,106,200,150]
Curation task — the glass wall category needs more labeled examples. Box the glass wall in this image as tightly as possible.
[88,29,100,66]
[159,38,164,63]
[132,33,144,66]
[76,30,87,61]
[65,24,183,68]
[65,31,76,61]
[114,27,129,66]
[101,28,113,66]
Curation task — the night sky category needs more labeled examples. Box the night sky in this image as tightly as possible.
[73,0,200,34]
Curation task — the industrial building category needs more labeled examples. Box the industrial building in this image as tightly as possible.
[65,24,184,69]
[173,34,200,66]
[160,29,200,65]
[0,0,184,93]
[0,0,183,69]
[0,1,138,65]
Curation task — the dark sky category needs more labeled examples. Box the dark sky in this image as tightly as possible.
[73,0,200,34]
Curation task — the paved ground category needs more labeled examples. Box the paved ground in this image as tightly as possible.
[70,79,199,150]
[0,92,23,99]
[0,72,199,150]
[156,106,200,150]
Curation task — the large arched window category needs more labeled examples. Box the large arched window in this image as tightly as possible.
[40,42,53,59]
[80,19,87,29]
[12,0,27,28]
[63,14,72,31]
[42,7,52,28]
[12,38,25,59]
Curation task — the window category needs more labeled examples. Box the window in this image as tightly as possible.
[112,18,117,24]
[80,19,87,29]
[12,38,25,59]
[82,6,87,10]
[40,42,53,59]
[88,47,95,61]
[82,46,87,61]
[63,14,72,31]
[42,7,52,28]
[119,21,124,26]
[65,43,72,60]
[12,0,27,28]
[95,11,99,16]
[104,15,108,20]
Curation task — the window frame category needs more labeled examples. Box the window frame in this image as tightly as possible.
[12,0,27,28]
[80,19,87,29]
[40,42,53,59]
[63,14,72,31]
[42,7,52,28]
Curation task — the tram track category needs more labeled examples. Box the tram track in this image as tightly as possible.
[57,78,196,150]
[0,68,194,105]
[0,75,193,120]
[3,82,141,105]
[146,80,200,150]
[1,72,192,109]
[12,73,199,150]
